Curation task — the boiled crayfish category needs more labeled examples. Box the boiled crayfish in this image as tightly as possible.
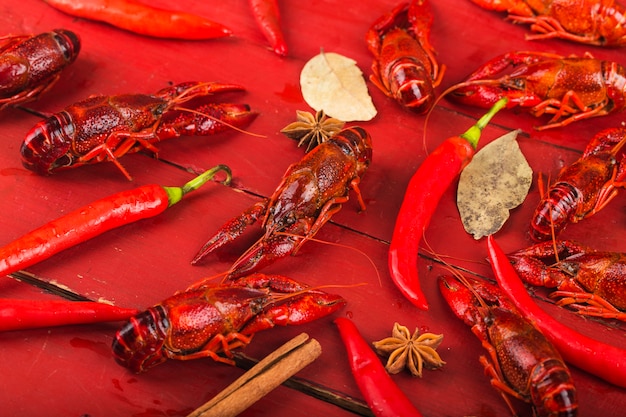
[112,273,346,373]
[439,274,578,417]
[509,240,626,321]
[20,81,258,180]
[366,0,444,113]
[191,126,372,279]
[468,0,626,46]
[1,29,80,109]
[530,127,626,241]
[448,51,626,129]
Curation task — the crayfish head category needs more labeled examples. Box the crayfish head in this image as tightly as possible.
[21,112,75,174]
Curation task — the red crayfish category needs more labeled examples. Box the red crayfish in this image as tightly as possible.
[20,81,257,180]
[1,29,80,109]
[112,273,346,373]
[509,240,626,321]
[366,0,444,113]
[530,127,626,241]
[191,126,372,279]
[439,274,578,417]
[448,51,626,129]
[468,0,626,46]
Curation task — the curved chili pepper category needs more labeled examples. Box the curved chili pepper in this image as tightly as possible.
[249,0,288,56]
[42,0,232,40]
[487,235,626,389]
[334,317,423,417]
[388,98,508,310]
[0,299,139,331]
[0,165,231,278]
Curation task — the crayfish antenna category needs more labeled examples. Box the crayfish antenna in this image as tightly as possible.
[186,271,230,290]
[276,232,383,287]
[421,234,490,310]
[422,79,501,154]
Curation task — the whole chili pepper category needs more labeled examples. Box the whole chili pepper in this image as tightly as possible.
[0,299,139,331]
[487,234,626,389]
[335,317,423,417]
[42,0,232,40]
[0,165,231,278]
[388,98,508,310]
[249,0,288,57]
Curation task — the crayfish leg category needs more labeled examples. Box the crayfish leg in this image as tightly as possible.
[551,290,626,321]
[0,74,60,109]
[165,332,253,366]
[515,15,602,45]
[76,141,134,181]
[478,355,527,416]
[534,101,608,130]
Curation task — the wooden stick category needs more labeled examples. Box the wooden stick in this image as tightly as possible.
[187,333,322,417]
[233,353,374,417]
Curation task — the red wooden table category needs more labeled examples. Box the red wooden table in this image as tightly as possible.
[1,1,625,416]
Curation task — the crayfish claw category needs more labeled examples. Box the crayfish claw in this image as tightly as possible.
[191,200,268,266]
[227,233,301,280]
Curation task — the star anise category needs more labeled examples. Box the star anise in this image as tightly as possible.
[372,322,445,377]
[280,110,345,152]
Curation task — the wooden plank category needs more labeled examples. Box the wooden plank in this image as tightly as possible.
[1,0,625,416]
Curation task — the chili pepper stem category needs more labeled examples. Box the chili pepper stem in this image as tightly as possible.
[460,97,508,148]
[164,164,232,206]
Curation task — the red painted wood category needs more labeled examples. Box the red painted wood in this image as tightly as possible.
[1,0,625,416]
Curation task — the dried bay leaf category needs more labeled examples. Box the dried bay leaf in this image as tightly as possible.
[457,130,532,239]
[300,51,377,122]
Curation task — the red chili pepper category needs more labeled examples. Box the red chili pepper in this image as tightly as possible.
[487,234,626,389]
[0,165,231,278]
[249,0,288,57]
[334,317,423,417]
[42,0,232,40]
[388,98,508,310]
[0,299,139,331]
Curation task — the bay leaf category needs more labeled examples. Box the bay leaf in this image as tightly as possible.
[300,51,377,122]
[457,130,532,239]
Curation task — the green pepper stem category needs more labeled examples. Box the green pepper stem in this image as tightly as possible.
[164,164,232,206]
[460,97,508,149]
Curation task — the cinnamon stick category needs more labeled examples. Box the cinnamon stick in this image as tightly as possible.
[187,333,321,417]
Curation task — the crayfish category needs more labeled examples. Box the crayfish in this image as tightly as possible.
[509,240,626,321]
[1,29,80,109]
[530,127,626,241]
[366,0,444,113]
[439,274,578,417]
[448,51,626,129]
[192,126,372,279]
[468,0,626,46]
[20,81,258,180]
[112,273,346,373]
